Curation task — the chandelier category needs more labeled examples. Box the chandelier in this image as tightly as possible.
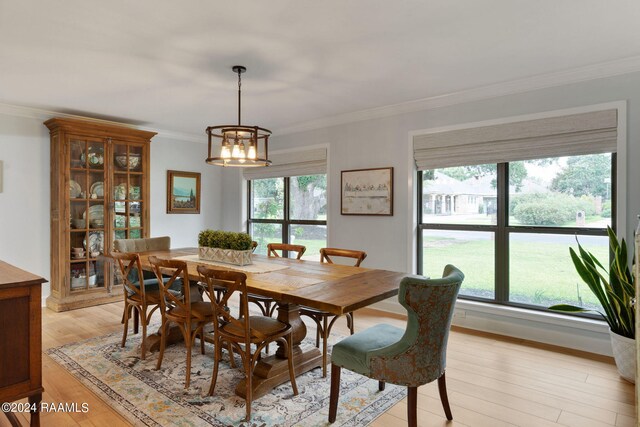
[205,65,272,167]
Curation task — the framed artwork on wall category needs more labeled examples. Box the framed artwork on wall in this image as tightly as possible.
[341,167,393,216]
[167,170,201,214]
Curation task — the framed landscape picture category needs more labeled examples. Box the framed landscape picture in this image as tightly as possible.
[341,167,393,216]
[167,170,201,214]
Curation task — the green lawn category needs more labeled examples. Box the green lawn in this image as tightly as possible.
[293,239,325,260]
[422,234,608,310]
[253,225,609,310]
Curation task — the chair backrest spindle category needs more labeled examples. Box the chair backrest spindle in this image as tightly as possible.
[111,252,146,298]
[319,248,367,267]
[266,243,306,259]
[148,256,189,313]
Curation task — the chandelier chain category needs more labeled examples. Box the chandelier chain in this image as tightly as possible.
[237,69,242,126]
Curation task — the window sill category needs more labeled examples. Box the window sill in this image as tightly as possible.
[373,297,612,356]
[455,299,608,334]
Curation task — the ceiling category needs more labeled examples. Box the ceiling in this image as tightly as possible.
[2,1,640,138]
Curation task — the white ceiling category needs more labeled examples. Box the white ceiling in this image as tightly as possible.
[2,1,640,137]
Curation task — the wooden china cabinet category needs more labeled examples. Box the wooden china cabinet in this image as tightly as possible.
[45,118,156,312]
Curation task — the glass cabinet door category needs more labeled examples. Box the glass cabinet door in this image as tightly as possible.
[112,141,145,241]
[68,137,107,292]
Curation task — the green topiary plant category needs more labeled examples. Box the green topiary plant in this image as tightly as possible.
[198,229,252,251]
[549,227,635,339]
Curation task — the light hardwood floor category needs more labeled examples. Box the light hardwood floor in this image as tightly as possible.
[1,302,636,427]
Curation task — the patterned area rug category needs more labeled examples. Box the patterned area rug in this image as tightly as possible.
[46,327,406,426]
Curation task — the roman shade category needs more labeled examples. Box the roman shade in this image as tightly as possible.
[413,109,618,170]
[243,147,327,180]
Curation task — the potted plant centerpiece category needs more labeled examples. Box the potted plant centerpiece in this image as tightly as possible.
[550,227,636,383]
[198,230,253,266]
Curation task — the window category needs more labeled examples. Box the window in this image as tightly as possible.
[248,174,327,259]
[418,153,615,311]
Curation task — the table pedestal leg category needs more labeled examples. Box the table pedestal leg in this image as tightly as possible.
[234,302,323,400]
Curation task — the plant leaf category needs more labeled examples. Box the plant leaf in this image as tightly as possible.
[548,304,590,313]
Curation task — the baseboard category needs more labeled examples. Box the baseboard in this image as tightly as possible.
[372,298,612,356]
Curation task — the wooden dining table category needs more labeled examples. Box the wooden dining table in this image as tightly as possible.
[136,248,410,399]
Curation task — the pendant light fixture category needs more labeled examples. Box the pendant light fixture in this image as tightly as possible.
[205,65,272,167]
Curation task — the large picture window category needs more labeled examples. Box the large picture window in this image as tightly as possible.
[417,153,615,311]
[248,174,327,259]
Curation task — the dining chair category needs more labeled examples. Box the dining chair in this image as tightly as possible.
[148,256,214,389]
[247,243,307,318]
[197,265,299,422]
[328,265,464,427]
[299,247,367,377]
[111,251,162,360]
[114,236,172,333]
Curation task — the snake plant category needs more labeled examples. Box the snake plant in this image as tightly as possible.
[549,227,635,339]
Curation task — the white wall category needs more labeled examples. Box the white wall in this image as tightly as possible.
[220,71,640,355]
[0,113,222,299]
[149,136,222,247]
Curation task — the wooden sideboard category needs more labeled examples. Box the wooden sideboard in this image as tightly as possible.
[0,261,46,427]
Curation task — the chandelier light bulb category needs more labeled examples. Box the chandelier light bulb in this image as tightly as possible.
[231,143,241,158]
[221,144,231,159]
[247,144,257,160]
[239,143,247,163]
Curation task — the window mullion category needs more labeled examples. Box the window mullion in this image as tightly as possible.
[283,177,290,250]
[246,180,252,234]
[495,163,509,303]
[417,171,424,275]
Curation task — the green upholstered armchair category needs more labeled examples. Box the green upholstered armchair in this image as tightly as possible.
[328,265,464,427]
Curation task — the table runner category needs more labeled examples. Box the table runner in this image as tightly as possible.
[173,254,290,274]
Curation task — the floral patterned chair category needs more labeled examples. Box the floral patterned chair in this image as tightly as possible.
[328,265,464,427]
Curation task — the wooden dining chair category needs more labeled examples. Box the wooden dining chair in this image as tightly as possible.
[328,265,464,427]
[113,236,173,331]
[247,243,307,318]
[266,243,307,259]
[148,256,214,389]
[299,247,367,377]
[197,265,299,422]
[111,251,162,360]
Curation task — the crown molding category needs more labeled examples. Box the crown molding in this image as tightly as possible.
[275,55,640,136]
[0,102,204,143]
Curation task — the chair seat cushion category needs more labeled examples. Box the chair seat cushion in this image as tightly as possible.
[168,301,214,320]
[128,290,162,304]
[331,323,404,376]
[129,277,182,294]
[222,316,288,339]
[247,293,274,303]
[300,306,331,317]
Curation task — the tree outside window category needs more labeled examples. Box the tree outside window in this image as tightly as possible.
[248,175,327,259]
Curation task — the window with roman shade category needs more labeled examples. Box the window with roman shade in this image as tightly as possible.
[413,108,618,313]
[245,147,328,259]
